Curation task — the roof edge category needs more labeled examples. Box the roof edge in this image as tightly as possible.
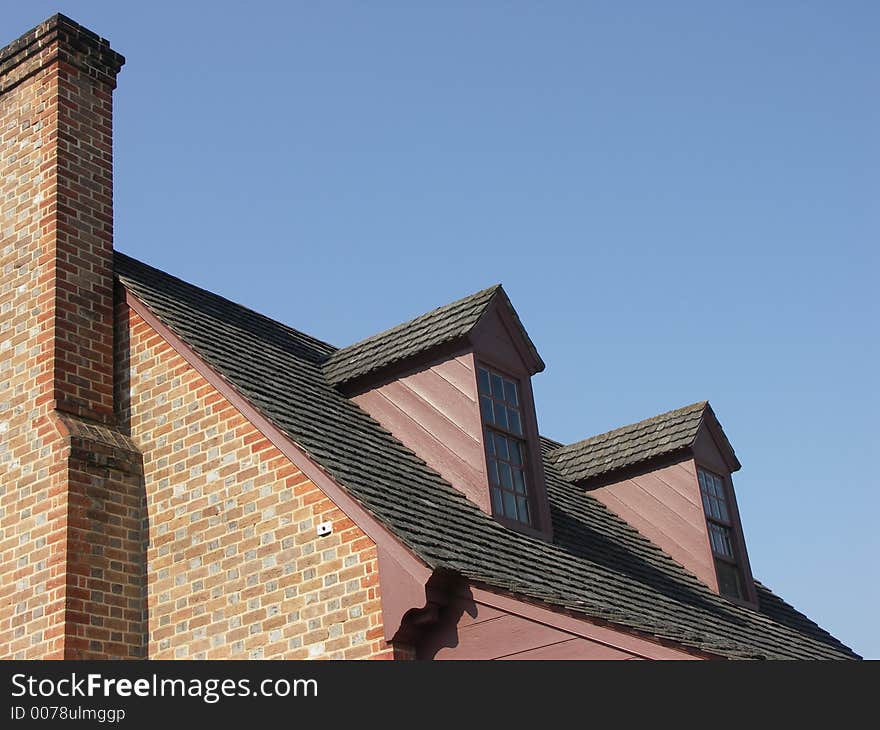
[699,402,742,473]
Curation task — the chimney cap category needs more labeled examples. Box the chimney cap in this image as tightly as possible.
[1,12,125,92]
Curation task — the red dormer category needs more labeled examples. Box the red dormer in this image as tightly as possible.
[323,285,553,538]
[548,402,758,605]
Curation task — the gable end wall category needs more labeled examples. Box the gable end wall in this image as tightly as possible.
[119,305,395,659]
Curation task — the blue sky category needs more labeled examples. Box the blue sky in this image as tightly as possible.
[8,2,876,657]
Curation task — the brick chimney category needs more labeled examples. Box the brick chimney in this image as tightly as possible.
[0,15,145,659]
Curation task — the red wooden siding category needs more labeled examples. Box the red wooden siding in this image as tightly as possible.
[351,296,553,536]
[589,458,719,592]
[469,304,532,375]
[417,592,699,660]
[353,353,491,512]
[588,426,758,603]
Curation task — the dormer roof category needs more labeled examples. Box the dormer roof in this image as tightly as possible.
[323,284,544,388]
[548,401,741,484]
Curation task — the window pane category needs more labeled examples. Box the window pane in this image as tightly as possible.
[716,560,743,599]
[502,490,517,519]
[716,495,730,522]
[709,525,720,554]
[517,497,530,525]
[721,528,733,556]
[503,379,518,406]
[699,469,730,522]
[705,472,717,494]
[498,462,514,490]
[512,468,526,494]
[709,524,720,553]
[709,522,734,558]
[494,433,509,461]
[478,368,491,395]
[493,401,508,430]
[708,496,721,522]
[485,429,496,455]
[507,408,522,435]
[481,396,494,423]
[491,487,503,515]
[488,459,499,487]
[701,493,713,518]
[490,373,504,398]
[509,440,523,466]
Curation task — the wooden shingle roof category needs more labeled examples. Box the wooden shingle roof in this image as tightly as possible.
[322,284,544,387]
[549,401,739,483]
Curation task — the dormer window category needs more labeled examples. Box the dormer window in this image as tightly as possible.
[478,366,532,525]
[698,467,745,600]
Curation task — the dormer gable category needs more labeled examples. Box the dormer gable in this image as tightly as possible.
[326,286,552,538]
[548,402,757,605]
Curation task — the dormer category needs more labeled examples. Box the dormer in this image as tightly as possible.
[548,402,758,605]
[323,285,553,538]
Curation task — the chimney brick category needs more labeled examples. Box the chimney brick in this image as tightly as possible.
[1,13,124,422]
[1,15,145,659]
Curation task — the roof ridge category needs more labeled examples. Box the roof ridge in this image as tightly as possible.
[547,401,711,484]
[114,250,339,357]
[322,283,504,386]
[328,283,501,360]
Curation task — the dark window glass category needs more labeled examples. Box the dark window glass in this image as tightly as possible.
[708,522,734,559]
[698,469,730,522]
[491,373,504,399]
[507,408,522,435]
[715,559,743,600]
[503,380,518,406]
[479,366,531,525]
[478,369,491,396]
[493,401,508,430]
[490,487,502,514]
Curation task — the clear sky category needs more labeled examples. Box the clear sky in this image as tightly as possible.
[7,2,876,657]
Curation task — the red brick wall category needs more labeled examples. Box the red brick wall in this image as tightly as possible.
[119,307,392,659]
